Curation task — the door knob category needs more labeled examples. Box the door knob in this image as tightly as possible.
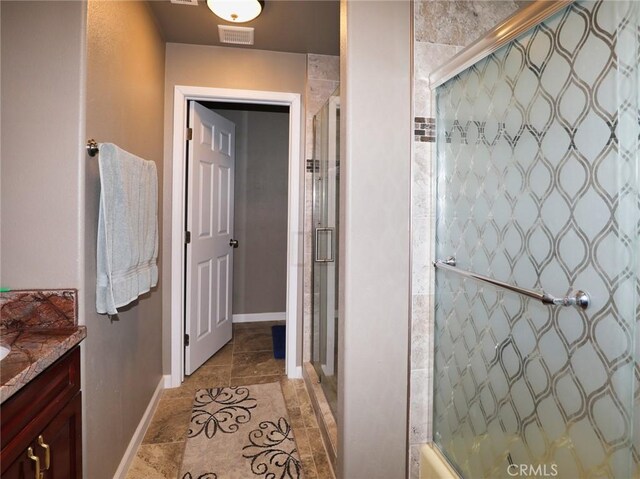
[229,239,239,248]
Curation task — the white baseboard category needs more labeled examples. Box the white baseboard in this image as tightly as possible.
[164,373,178,389]
[113,376,166,479]
[232,312,286,323]
[288,365,303,379]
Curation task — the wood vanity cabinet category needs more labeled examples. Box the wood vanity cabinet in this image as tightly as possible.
[1,346,82,479]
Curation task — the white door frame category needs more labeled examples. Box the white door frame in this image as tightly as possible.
[170,85,303,387]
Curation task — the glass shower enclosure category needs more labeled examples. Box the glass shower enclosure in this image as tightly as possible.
[432,1,639,477]
[311,87,340,417]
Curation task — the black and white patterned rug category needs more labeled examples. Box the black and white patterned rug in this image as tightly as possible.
[179,383,303,479]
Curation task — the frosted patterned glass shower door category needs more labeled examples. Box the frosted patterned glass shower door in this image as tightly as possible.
[432,1,639,478]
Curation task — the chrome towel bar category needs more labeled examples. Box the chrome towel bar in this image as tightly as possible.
[87,139,99,157]
[433,257,590,310]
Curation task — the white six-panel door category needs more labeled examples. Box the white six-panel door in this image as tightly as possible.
[185,102,235,375]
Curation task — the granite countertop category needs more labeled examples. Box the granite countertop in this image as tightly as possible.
[0,289,86,404]
[0,327,87,403]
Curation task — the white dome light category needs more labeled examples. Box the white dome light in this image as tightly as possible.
[207,0,263,23]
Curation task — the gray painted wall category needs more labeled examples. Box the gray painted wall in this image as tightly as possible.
[1,2,165,478]
[85,2,165,477]
[1,1,86,289]
[215,108,289,315]
[163,44,307,371]
[338,1,412,478]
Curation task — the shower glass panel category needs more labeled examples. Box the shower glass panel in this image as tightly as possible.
[312,87,340,417]
[433,2,639,478]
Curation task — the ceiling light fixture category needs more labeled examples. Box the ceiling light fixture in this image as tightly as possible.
[206,0,264,23]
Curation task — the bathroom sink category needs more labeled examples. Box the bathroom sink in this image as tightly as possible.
[0,345,10,361]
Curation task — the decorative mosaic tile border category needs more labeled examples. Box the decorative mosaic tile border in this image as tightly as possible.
[306,159,320,173]
[415,117,435,142]
[442,119,617,147]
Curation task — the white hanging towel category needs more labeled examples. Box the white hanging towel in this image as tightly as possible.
[96,143,158,315]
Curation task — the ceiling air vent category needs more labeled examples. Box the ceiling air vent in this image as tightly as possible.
[218,25,254,45]
[170,0,198,5]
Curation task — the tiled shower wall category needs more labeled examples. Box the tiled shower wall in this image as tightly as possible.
[304,54,339,363]
[410,2,521,477]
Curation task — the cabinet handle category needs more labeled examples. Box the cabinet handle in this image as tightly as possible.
[38,435,51,470]
[27,447,43,479]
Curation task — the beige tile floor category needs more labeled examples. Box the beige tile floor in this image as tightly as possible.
[126,321,334,479]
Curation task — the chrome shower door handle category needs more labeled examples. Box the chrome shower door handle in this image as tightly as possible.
[315,227,334,263]
[434,256,590,310]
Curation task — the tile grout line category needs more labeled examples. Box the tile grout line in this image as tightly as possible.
[137,439,187,447]
[128,323,326,479]
[292,379,322,478]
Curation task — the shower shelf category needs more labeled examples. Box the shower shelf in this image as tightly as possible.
[433,257,590,310]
